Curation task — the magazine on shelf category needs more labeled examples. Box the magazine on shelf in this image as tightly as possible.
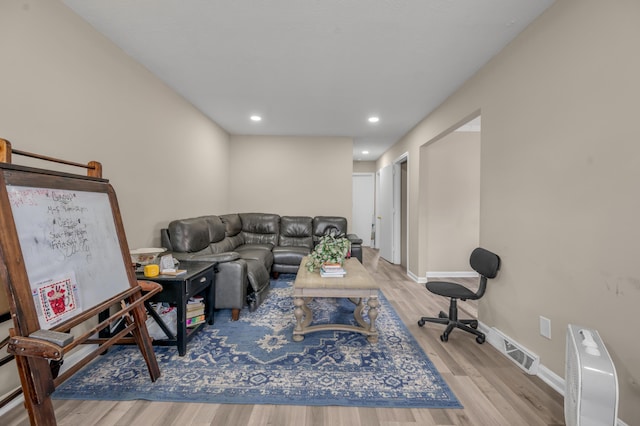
[186,314,206,327]
[187,296,204,305]
[187,307,205,317]
[187,297,205,317]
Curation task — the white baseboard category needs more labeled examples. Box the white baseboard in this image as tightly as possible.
[426,271,478,279]
[481,321,551,380]
[537,364,564,395]
[0,344,97,418]
[407,269,426,283]
[407,270,477,282]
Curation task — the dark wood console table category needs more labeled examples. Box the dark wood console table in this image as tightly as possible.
[136,261,216,356]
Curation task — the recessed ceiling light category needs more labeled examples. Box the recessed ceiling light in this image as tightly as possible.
[368,116,379,123]
[362,150,369,155]
[250,115,262,122]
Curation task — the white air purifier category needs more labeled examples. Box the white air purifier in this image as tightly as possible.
[565,324,618,426]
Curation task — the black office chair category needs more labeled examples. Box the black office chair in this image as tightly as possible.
[418,247,500,344]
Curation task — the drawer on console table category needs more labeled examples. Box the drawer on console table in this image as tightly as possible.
[185,268,215,299]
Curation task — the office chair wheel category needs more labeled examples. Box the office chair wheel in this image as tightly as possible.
[438,311,447,319]
[440,332,449,342]
[470,320,478,329]
[417,319,425,327]
[476,335,485,344]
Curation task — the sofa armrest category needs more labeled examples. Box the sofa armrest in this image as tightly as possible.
[346,233,363,245]
[172,251,241,263]
[169,251,247,311]
[215,259,248,310]
[346,234,363,263]
[208,252,241,263]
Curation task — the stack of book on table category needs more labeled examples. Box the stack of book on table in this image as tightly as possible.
[186,296,206,327]
[320,262,346,278]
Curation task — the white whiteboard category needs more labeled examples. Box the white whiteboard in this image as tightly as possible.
[7,185,131,329]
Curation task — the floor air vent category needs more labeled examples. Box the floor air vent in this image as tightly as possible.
[489,328,540,374]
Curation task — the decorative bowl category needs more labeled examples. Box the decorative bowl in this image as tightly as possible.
[130,247,166,265]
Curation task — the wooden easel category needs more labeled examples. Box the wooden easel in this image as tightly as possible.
[0,139,161,425]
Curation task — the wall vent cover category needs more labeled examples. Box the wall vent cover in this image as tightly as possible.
[489,328,540,374]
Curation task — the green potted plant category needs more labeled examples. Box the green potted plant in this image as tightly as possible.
[306,234,351,272]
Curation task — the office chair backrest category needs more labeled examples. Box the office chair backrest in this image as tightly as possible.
[469,247,501,278]
[468,247,501,300]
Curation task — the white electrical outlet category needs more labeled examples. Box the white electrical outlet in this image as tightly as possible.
[539,316,551,339]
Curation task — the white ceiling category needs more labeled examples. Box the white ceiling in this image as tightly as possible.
[62,0,554,161]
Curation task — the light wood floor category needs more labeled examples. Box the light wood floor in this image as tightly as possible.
[2,248,565,425]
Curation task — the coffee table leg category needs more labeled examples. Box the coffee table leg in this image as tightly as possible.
[348,297,362,306]
[293,297,306,342]
[353,299,367,328]
[301,302,313,327]
[367,297,379,343]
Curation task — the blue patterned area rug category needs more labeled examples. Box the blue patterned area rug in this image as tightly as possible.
[53,276,462,409]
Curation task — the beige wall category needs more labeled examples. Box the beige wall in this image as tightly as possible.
[0,0,230,403]
[229,135,353,225]
[353,161,376,173]
[378,1,640,422]
[424,131,480,273]
[0,1,231,249]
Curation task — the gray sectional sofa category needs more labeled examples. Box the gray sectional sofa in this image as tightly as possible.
[160,213,362,320]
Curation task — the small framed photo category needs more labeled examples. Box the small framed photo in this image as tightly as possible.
[159,254,175,271]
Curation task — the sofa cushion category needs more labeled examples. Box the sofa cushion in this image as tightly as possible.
[168,217,212,253]
[236,245,274,269]
[200,215,226,243]
[209,236,240,254]
[312,216,348,243]
[279,216,313,249]
[272,246,311,265]
[239,213,280,246]
[220,213,242,237]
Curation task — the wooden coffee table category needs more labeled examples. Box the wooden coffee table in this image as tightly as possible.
[293,257,380,343]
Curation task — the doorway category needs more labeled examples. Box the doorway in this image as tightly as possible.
[422,116,481,275]
[352,173,375,247]
[400,160,408,268]
[376,153,407,265]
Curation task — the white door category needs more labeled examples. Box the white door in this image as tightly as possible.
[377,165,394,262]
[352,173,375,247]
